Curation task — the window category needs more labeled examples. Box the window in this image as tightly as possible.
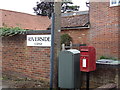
[119,0,120,5]
[110,0,120,6]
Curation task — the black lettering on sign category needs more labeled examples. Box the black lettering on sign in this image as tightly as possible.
[28,37,51,42]
[28,37,34,41]
[34,43,42,45]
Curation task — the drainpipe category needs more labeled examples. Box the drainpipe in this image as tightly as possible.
[50,13,55,89]
[86,1,90,26]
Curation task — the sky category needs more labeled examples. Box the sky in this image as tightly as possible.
[0,0,88,15]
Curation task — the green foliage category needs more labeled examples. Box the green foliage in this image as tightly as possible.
[61,34,72,46]
[33,1,80,18]
[100,56,117,60]
[0,27,26,37]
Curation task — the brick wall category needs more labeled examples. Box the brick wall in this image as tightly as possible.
[2,34,50,81]
[2,34,120,88]
[2,28,89,82]
[0,10,2,27]
[61,29,89,45]
[0,37,2,74]
[89,2,120,59]
[0,10,2,74]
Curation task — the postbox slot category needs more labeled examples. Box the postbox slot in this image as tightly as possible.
[80,49,89,51]
[81,52,88,55]
[81,55,89,57]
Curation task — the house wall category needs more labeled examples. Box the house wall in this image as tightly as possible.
[0,10,2,27]
[61,29,89,45]
[89,2,120,59]
[0,10,2,74]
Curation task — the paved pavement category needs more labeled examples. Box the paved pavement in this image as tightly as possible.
[1,80,9,89]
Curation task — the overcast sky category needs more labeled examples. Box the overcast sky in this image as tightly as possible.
[0,0,88,15]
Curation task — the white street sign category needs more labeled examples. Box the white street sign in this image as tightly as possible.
[27,35,51,47]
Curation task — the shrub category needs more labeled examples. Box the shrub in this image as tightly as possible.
[100,56,117,60]
[61,34,72,46]
[0,27,26,37]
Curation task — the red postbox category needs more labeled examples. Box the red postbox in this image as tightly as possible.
[80,46,96,72]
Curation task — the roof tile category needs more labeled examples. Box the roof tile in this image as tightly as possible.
[0,9,51,30]
[61,14,89,27]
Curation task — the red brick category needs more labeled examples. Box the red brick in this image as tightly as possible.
[0,9,51,30]
[89,2,120,59]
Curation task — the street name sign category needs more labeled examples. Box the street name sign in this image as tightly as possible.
[27,35,51,47]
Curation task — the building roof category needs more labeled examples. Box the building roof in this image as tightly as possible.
[61,13,89,28]
[0,9,51,30]
[49,11,89,30]
[0,9,89,30]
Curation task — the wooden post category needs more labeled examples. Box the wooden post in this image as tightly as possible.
[53,0,61,88]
